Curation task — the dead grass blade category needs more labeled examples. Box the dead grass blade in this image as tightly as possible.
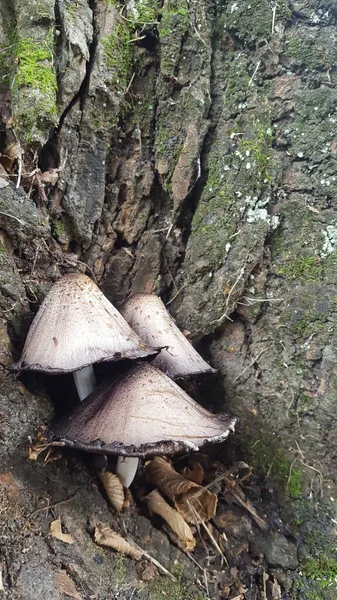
[144,489,196,551]
[50,517,74,544]
[98,472,125,512]
[56,571,83,600]
[145,457,217,523]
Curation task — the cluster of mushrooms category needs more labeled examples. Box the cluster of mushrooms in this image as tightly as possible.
[13,273,236,525]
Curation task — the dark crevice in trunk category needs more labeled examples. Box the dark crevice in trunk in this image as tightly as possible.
[39,0,99,172]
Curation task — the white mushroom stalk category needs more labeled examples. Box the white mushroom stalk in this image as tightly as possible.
[116,456,139,488]
[73,365,97,401]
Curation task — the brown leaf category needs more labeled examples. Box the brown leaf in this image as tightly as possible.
[145,457,217,523]
[50,517,74,544]
[29,426,64,461]
[98,471,125,512]
[94,525,142,560]
[182,462,204,485]
[56,571,82,600]
[144,489,196,551]
[140,564,158,581]
[40,169,59,186]
[3,142,20,160]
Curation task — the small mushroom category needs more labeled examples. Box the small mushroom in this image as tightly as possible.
[122,294,216,379]
[43,363,236,487]
[12,274,157,400]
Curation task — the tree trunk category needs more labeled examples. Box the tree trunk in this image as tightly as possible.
[1,0,337,597]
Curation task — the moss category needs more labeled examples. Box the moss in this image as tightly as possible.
[11,32,58,142]
[224,0,291,45]
[276,254,323,281]
[286,37,337,72]
[147,562,207,600]
[113,554,127,585]
[101,22,132,91]
[158,0,189,72]
[250,439,303,499]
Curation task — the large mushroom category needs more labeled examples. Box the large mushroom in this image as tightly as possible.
[122,294,216,379]
[12,274,158,401]
[41,363,236,487]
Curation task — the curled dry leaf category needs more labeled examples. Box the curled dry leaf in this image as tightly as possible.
[40,169,59,186]
[182,462,204,485]
[145,457,217,523]
[98,471,125,512]
[29,427,64,461]
[56,571,83,600]
[50,517,75,544]
[145,489,196,551]
[94,525,142,560]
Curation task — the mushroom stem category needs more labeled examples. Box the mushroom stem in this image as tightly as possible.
[116,456,139,488]
[73,365,96,401]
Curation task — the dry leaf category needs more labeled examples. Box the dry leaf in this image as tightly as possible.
[182,462,204,485]
[145,489,196,551]
[50,517,74,544]
[145,457,217,523]
[3,142,20,160]
[98,471,125,512]
[29,427,64,461]
[141,564,158,581]
[0,177,9,188]
[40,169,59,186]
[94,525,142,560]
[56,571,83,600]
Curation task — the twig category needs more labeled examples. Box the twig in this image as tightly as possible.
[233,347,269,383]
[211,264,247,326]
[0,211,26,226]
[271,5,277,34]
[16,144,23,189]
[166,284,187,306]
[27,494,77,520]
[248,60,261,87]
[126,537,177,581]
[125,72,135,94]
[286,458,298,492]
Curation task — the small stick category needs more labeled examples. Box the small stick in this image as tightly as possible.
[271,5,277,34]
[248,60,261,87]
[0,211,26,226]
[27,494,77,519]
[233,347,269,383]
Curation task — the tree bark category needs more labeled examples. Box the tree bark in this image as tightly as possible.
[1,0,337,597]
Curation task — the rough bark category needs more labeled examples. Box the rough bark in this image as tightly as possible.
[1,0,337,598]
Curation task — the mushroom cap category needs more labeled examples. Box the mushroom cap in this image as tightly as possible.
[12,274,157,374]
[122,294,216,379]
[45,363,236,457]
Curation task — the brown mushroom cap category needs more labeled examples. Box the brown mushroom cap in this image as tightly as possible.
[122,294,216,379]
[45,363,236,457]
[12,274,157,374]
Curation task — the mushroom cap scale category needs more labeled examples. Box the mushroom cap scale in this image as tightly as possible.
[122,294,216,379]
[12,274,157,374]
[45,363,236,457]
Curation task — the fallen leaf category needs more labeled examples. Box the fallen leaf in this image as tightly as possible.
[98,471,125,512]
[94,525,142,560]
[144,489,196,551]
[50,518,74,544]
[40,169,59,186]
[0,177,9,188]
[141,563,158,581]
[56,571,82,600]
[145,457,217,523]
[182,462,204,485]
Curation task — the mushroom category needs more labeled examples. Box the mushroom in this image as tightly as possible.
[12,274,158,401]
[122,294,216,379]
[42,363,236,487]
